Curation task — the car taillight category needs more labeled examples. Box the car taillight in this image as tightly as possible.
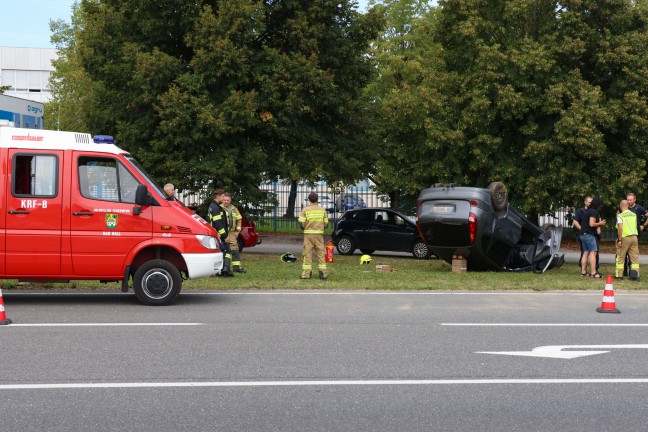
[469,212,477,244]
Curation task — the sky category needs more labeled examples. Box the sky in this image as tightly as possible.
[0,0,370,49]
[0,0,76,48]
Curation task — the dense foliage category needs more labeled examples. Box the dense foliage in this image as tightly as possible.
[49,0,648,217]
[368,0,648,216]
[48,0,382,203]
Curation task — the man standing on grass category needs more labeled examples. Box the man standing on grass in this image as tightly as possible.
[208,189,234,277]
[298,192,328,280]
[616,199,640,281]
[573,196,598,272]
[624,193,648,276]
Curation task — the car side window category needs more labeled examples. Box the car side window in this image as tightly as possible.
[78,156,140,203]
[353,209,372,222]
[394,214,405,226]
[12,153,58,197]
[375,211,389,224]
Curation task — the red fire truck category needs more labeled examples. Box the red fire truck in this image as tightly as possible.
[0,123,223,305]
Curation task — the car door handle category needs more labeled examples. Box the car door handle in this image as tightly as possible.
[73,211,94,216]
[8,209,30,215]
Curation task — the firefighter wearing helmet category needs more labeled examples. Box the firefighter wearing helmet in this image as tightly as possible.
[298,192,329,280]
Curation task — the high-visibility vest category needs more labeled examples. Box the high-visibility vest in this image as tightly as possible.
[618,210,638,237]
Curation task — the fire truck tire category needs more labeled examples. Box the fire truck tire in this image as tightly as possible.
[133,260,182,306]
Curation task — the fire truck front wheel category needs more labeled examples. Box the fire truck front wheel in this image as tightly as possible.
[133,260,182,306]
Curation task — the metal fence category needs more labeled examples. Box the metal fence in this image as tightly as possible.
[176,179,390,232]
[538,208,619,241]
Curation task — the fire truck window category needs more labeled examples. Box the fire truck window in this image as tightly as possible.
[78,157,140,204]
[12,154,57,197]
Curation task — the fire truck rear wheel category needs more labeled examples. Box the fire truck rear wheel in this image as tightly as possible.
[133,260,182,306]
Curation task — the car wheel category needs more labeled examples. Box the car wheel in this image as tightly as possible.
[412,240,430,259]
[360,249,375,254]
[336,235,356,255]
[237,236,244,253]
[488,181,508,211]
[133,260,182,306]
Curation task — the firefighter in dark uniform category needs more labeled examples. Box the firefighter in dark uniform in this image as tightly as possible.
[208,188,234,277]
[222,192,246,273]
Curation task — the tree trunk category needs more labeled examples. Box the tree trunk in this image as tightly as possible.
[389,189,400,210]
[285,180,298,218]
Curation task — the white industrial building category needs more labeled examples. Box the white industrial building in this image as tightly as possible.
[0,46,56,103]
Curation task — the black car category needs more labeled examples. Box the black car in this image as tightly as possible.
[333,208,430,259]
[416,183,564,272]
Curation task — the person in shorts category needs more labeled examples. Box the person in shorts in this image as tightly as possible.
[579,197,606,278]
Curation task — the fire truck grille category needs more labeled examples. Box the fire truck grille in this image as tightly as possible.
[177,226,192,233]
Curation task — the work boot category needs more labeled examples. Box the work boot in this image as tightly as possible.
[319,271,327,281]
[219,269,234,277]
[234,267,247,273]
[220,260,234,277]
[300,273,311,280]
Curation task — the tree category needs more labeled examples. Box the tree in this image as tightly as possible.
[50,0,382,205]
[433,0,648,218]
[363,0,442,210]
[367,0,648,218]
[47,3,100,132]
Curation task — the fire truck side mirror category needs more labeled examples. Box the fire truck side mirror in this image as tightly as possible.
[135,184,149,206]
[133,184,149,215]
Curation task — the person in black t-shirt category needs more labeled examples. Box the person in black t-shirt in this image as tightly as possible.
[579,197,606,278]
[573,196,599,271]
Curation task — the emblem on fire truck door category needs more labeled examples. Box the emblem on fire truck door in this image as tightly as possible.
[105,214,118,229]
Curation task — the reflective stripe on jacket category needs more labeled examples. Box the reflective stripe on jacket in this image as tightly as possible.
[208,200,228,237]
[299,204,328,234]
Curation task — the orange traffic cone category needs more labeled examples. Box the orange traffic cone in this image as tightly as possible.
[596,274,620,314]
[0,286,12,325]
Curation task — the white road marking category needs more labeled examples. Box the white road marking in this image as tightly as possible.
[1,323,201,327]
[442,323,648,326]
[3,378,648,390]
[478,344,648,359]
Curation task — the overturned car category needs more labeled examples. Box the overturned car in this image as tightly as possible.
[416,183,564,272]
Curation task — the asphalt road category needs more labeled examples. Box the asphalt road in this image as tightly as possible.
[2,290,648,431]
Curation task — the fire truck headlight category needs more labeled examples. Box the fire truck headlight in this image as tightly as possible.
[196,235,219,250]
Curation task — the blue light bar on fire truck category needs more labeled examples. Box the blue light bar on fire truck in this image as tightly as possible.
[93,135,115,144]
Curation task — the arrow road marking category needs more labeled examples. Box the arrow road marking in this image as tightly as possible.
[477,344,648,359]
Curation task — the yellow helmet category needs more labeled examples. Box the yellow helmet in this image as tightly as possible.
[360,254,373,265]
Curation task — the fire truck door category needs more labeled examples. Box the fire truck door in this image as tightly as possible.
[70,154,153,277]
[5,150,63,276]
